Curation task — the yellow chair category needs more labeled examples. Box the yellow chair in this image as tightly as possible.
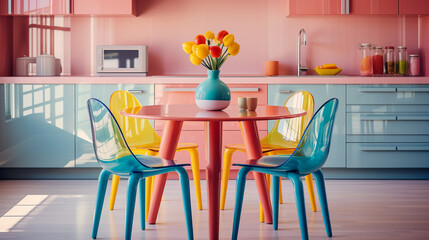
[220,91,317,220]
[108,90,203,217]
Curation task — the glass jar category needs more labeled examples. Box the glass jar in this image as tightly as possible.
[397,46,408,75]
[384,46,395,75]
[409,54,420,76]
[359,43,372,76]
[372,46,384,76]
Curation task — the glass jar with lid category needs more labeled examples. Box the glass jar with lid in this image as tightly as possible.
[384,46,395,75]
[409,54,420,76]
[372,46,384,76]
[397,46,408,75]
[359,43,372,76]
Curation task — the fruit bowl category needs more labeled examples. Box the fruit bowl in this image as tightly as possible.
[313,68,342,76]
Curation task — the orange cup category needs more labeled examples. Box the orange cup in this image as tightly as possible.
[265,61,279,76]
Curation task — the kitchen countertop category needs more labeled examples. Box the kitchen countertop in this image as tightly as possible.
[1,75,429,84]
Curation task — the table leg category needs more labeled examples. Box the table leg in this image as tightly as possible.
[147,120,183,224]
[205,121,222,240]
[240,121,273,224]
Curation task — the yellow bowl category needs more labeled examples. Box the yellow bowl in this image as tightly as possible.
[314,68,342,76]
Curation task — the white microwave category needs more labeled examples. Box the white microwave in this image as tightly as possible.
[96,45,148,75]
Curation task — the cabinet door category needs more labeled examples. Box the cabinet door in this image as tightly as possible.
[287,0,342,16]
[400,0,429,14]
[268,84,346,167]
[0,84,75,168]
[74,0,136,15]
[75,84,154,168]
[8,0,71,15]
[350,0,398,15]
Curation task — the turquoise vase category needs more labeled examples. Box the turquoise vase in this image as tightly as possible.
[195,70,231,111]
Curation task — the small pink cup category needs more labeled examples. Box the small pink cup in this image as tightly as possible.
[246,97,258,111]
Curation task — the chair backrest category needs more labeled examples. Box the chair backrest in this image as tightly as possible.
[109,90,161,147]
[279,98,338,175]
[87,98,155,175]
[260,91,315,147]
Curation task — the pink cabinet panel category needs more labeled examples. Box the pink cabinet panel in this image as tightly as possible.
[399,0,429,14]
[286,0,342,16]
[8,0,71,15]
[350,0,398,15]
[154,84,268,131]
[73,0,136,15]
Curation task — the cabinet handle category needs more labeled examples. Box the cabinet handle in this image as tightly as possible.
[230,87,259,92]
[359,88,396,93]
[360,116,397,121]
[163,88,196,92]
[279,90,293,94]
[396,88,429,92]
[361,146,397,151]
[8,0,12,14]
[128,90,145,94]
[341,0,350,14]
[396,146,429,151]
[396,116,429,121]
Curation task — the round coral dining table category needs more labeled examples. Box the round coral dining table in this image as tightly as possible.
[121,104,307,240]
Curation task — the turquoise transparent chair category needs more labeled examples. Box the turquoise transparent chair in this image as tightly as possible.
[232,98,338,240]
[87,98,193,240]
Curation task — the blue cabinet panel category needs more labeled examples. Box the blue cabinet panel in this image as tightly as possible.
[347,143,429,168]
[268,84,346,168]
[75,84,154,168]
[347,85,429,105]
[0,84,75,168]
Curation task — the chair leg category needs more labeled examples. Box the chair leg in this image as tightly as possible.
[188,148,203,210]
[267,152,283,204]
[232,167,251,240]
[92,169,112,239]
[109,174,120,210]
[176,167,194,240]
[125,173,142,240]
[145,150,156,220]
[220,148,236,210]
[272,175,280,230]
[259,174,271,222]
[287,172,309,240]
[305,173,317,212]
[139,178,146,230]
[313,170,332,237]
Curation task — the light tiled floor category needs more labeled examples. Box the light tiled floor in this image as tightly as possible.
[1,179,429,239]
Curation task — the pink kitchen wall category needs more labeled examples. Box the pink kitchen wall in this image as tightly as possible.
[0,16,12,76]
[53,0,427,76]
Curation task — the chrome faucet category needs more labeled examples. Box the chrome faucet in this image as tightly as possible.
[297,28,308,76]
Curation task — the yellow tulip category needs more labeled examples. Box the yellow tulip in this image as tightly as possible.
[204,31,215,40]
[196,44,209,59]
[182,41,194,54]
[190,53,202,65]
[227,42,240,56]
[223,34,235,47]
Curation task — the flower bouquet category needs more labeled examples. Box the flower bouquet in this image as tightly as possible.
[182,30,240,111]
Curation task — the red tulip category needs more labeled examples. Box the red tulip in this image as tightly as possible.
[194,34,206,45]
[209,46,221,58]
[216,30,229,43]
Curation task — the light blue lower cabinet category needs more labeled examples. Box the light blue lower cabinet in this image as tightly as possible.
[347,143,429,168]
[0,84,75,168]
[268,84,346,168]
[75,84,154,168]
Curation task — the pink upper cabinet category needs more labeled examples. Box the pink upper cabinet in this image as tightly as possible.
[286,0,342,16]
[400,0,429,14]
[287,0,399,16]
[349,0,398,15]
[7,0,71,15]
[73,0,136,16]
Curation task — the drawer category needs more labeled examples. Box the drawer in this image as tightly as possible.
[347,85,429,105]
[347,143,429,168]
[347,105,429,113]
[347,113,429,135]
[155,84,267,131]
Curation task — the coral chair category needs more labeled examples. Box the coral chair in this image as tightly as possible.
[232,98,338,240]
[87,98,193,240]
[109,91,202,216]
[220,91,317,219]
